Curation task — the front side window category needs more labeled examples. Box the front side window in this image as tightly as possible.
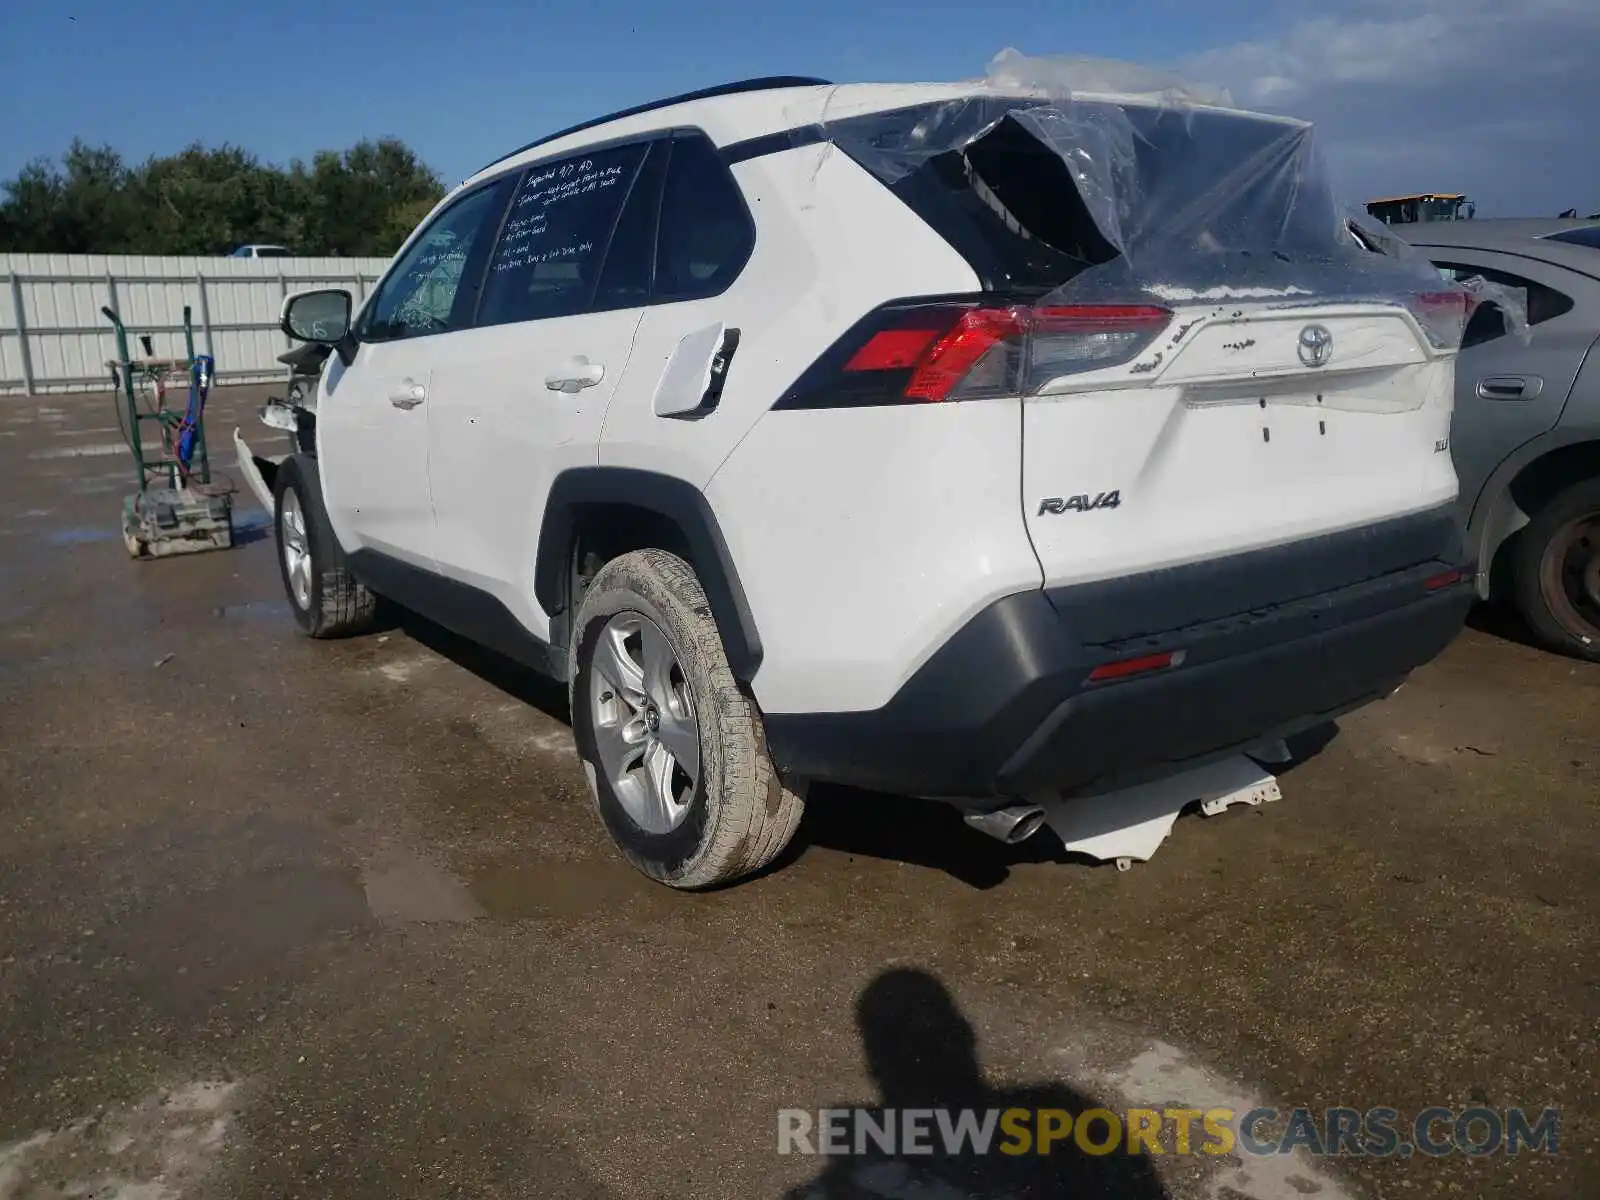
[653,133,755,301]
[476,142,649,326]
[362,183,509,341]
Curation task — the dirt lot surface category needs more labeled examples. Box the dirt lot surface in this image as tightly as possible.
[1,385,1595,1199]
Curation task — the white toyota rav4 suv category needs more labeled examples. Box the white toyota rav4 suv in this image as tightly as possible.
[245,63,1476,889]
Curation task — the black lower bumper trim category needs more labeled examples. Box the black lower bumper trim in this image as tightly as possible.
[763,506,1472,798]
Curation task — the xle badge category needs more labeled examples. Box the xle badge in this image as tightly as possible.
[1038,491,1122,515]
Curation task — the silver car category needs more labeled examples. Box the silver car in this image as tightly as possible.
[1404,219,1600,661]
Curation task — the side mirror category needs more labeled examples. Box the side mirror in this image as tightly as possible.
[280,289,353,345]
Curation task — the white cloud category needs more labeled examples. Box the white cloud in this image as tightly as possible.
[1183,0,1600,216]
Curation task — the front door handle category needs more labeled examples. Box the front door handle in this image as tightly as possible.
[544,356,605,394]
[1477,374,1542,401]
[388,379,427,409]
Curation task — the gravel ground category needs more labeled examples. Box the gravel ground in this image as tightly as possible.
[0,385,1594,1199]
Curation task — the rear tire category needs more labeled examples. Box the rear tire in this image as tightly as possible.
[569,549,805,889]
[273,455,378,639]
[1512,476,1600,662]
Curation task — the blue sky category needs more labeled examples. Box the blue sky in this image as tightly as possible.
[3,0,1597,217]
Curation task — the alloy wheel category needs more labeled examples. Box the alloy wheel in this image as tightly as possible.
[588,613,701,834]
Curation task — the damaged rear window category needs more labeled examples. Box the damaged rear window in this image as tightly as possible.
[810,51,1475,344]
[828,99,1338,292]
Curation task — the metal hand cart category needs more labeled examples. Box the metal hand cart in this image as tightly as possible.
[104,304,234,558]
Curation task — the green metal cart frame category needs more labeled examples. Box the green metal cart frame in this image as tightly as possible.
[102,303,213,491]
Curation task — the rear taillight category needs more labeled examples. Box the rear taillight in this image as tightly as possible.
[776,298,1172,410]
[1407,290,1471,350]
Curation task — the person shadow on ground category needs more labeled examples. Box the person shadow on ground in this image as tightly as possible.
[782,968,1169,1199]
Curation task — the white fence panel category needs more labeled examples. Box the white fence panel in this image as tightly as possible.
[0,253,392,395]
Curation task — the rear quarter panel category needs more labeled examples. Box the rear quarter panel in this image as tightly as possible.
[709,400,1043,715]
[598,143,979,487]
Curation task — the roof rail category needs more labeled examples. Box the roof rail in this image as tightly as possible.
[472,76,833,177]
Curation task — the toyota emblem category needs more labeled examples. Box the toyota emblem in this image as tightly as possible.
[1297,324,1334,368]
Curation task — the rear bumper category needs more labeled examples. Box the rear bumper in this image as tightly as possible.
[763,504,1473,798]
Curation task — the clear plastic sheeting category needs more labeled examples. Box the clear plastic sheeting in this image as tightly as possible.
[816,49,1482,350]
[985,47,1235,111]
[1344,208,1531,345]
[1454,272,1534,346]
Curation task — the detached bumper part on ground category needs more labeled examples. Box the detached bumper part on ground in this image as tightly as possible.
[765,504,1474,801]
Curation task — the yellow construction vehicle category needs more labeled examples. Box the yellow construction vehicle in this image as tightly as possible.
[1365,193,1475,226]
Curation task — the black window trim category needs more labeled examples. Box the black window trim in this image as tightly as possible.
[472,77,830,177]
[721,124,827,166]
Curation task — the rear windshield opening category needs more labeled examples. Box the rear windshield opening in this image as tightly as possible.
[882,149,1093,292]
[960,114,1121,268]
[834,100,1332,294]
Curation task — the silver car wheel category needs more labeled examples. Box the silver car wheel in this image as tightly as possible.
[588,612,701,835]
[280,489,313,612]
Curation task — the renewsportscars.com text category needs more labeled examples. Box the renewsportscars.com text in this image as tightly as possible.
[777,1105,1559,1159]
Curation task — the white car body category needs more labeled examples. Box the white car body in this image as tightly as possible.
[246,72,1475,815]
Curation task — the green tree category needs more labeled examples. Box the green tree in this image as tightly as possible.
[0,141,137,252]
[290,138,445,255]
[0,137,446,256]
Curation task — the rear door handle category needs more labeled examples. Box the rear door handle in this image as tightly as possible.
[544,356,605,393]
[388,379,427,409]
[1477,375,1542,401]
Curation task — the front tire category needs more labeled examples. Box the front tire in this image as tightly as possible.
[273,455,378,639]
[1512,476,1600,662]
[569,549,804,889]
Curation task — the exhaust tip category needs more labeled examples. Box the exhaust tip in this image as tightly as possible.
[963,804,1047,845]
[1008,807,1047,844]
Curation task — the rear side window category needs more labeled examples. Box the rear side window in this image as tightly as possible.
[1545,226,1600,250]
[653,134,755,301]
[477,142,648,326]
[1434,262,1575,325]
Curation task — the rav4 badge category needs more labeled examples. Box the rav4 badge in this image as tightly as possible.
[1038,491,1122,515]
